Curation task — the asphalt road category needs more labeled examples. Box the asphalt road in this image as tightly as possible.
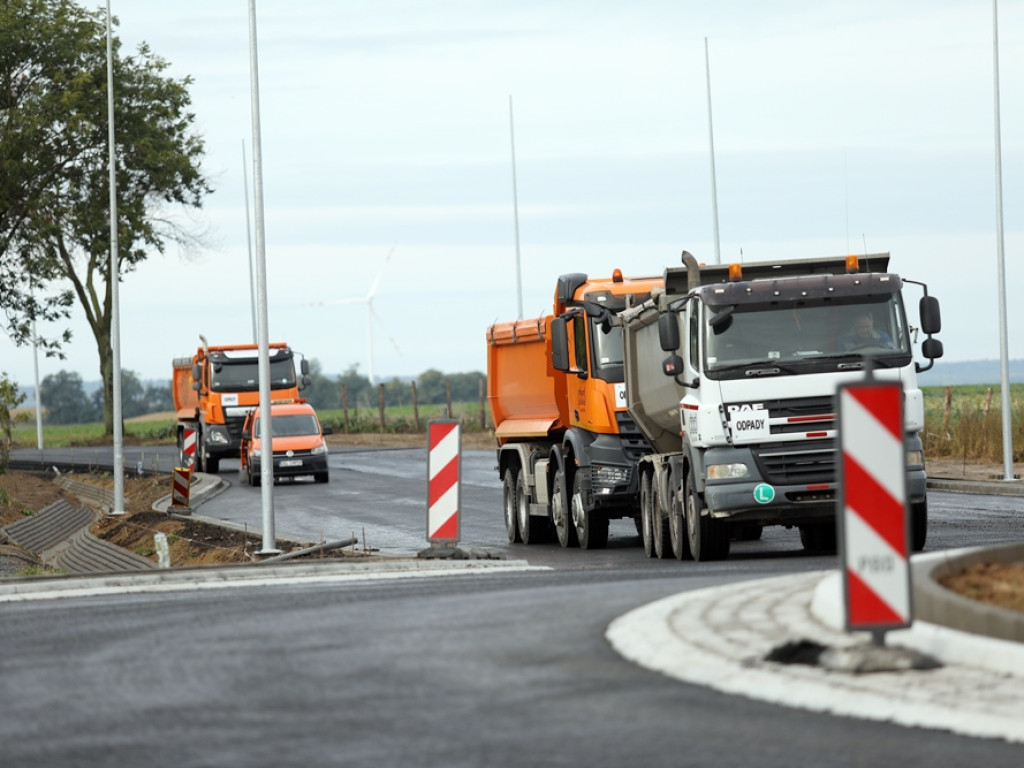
[4,445,1023,766]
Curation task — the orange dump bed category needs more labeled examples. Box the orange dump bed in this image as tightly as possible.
[172,358,199,418]
[486,316,568,443]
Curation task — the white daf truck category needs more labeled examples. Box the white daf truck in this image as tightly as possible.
[619,251,943,561]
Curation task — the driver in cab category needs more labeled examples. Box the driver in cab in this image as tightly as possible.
[841,311,892,351]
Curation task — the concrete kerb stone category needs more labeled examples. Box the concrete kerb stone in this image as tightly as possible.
[0,558,543,603]
[811,547,1024,677]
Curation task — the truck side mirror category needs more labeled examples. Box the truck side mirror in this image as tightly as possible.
[300,359,310,376]
[662,354,684,376]
[920,295,941,335]
[922,337,943,360]
[192,363,202,381]
[658,313,680,352]
[551,316,570,372]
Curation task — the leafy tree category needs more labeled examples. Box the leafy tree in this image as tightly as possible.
[337,365,373,409]
[300,358,341,411]
[91,368,148,418]
[39,369,98,425]
[142,380,173,414]
[0,1,211,436]
[1,372,27,471]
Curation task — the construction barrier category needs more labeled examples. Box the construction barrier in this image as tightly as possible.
[181,428,197,468]
[171,466,192,511]
[838,380,911,637]
[426,419,461,545]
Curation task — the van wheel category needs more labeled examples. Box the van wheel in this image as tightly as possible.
[314,471,329,484]
[799,522,836,553]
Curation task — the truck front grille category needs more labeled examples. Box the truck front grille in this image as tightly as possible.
[754,440,836,485]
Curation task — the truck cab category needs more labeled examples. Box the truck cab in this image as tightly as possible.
[621,252,943,561]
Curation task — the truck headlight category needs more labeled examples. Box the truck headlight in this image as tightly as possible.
[208,431,229,444]
[707,463,749,480]
[591,464,630,491]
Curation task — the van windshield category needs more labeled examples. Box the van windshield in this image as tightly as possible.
[254,414,319,437]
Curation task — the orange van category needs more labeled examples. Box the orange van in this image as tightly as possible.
[239,402,331,485]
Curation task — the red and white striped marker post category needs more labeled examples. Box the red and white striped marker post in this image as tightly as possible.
[426,419,461,549]
[838,381,911,642]
[181,428,197,468]
[171,466,192,512]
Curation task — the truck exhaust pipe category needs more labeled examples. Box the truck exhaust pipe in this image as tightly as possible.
[681,251,701,291]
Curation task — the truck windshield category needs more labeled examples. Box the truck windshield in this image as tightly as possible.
[704,295,910,373]
[210,358,296,392]
[253,414,319,437]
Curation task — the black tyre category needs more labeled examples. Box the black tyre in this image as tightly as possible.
[572,469,608,550]
[639,471,655,558]
[315,471,329,484]
[552,465,578,548]
[668,477,691,561]
[799,521,837,553]
[502,468,520,543]
[911,499,927,552]
[685,472,729,561]
[652,479,670,559]
[516,472,548,544]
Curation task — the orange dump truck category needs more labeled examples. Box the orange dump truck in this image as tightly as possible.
[172,337,309,473]
[487,270,661,550]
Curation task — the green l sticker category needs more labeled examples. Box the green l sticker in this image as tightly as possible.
[753,484,775,504]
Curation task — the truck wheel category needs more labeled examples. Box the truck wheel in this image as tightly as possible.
[502,468,521,543]
[911,499,927,552]
[652,480,670,559]
[572,470,608,550]
[685,472,729,561]
[639,471,655,558]
[247,467,259,487]
[516,472,547,544]
[552,466,578,548]
[668,479,691,561]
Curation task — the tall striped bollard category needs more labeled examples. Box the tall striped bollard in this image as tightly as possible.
[421,419,462,557]
[838,380,911,644]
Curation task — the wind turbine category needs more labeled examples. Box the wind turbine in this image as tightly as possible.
[308,245,400,385]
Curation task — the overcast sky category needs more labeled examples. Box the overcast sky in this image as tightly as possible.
[3,0,1023,391]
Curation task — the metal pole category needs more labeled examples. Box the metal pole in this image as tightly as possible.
[242,140,257,344]
[705,38,721,266]
[248,0,278,552]
[992,0,1016,482]
[509,95,523,319]
[105,0,125,515]
[31,313,42,450]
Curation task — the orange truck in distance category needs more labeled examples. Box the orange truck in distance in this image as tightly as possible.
[172,336,309,473]
[487,270,661,550]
